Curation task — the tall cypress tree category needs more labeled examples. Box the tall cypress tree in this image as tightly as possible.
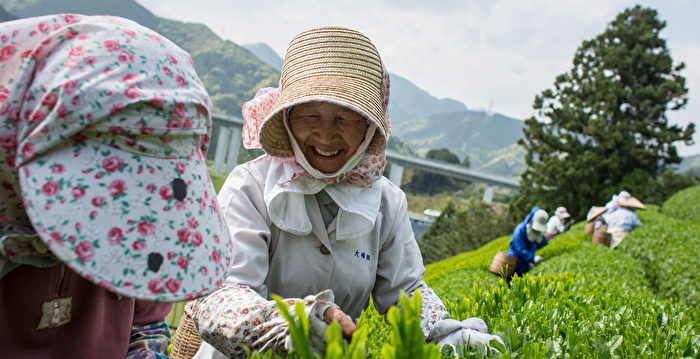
[511,5,694,220]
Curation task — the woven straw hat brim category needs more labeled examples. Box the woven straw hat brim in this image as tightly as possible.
[259,27,387,157]
[587,206,608,222]
[619,197,646,210]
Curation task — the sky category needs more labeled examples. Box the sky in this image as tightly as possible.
[136,0,699,156]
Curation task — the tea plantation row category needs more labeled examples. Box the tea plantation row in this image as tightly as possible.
[353,185,700,357]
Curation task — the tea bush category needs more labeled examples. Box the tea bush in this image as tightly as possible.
[355,186,699,357]
[661,184,700,222]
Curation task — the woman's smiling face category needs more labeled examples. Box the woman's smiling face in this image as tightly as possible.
[288,102,369,173]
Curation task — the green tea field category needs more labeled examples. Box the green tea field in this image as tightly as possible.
[354,184,700,357]
[169,184,700,358]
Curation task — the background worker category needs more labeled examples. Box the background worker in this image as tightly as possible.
[603,195,645,248]
[545,206,572,239]
[506,207,549,275]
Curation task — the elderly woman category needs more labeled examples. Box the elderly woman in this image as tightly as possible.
[0,14,232,358]
[192,27,502,357]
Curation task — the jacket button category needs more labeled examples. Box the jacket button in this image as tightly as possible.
[319,245,331,255]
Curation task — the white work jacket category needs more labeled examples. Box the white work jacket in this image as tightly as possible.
[217,156,425,318]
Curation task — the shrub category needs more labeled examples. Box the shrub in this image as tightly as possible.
[661,184,700,222]
[419,200,515,264]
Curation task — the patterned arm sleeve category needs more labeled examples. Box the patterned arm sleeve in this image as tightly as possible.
[193,283,295,357]
[408,285,451,340]
[125,319,171,359]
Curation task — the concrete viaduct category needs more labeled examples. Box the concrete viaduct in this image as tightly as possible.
[209,113,519,203]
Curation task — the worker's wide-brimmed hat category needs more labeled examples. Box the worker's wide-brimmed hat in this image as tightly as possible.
[531,209,549,232]
[1,14,232,301]
[587,206,608,222]
[555,206,571,219]
[252,27,389,158]
[618,196,646,210]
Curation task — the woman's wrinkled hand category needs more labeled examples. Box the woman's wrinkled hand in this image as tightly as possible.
[323,306,357,340]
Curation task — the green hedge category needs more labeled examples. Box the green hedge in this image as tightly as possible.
[661,184,700,222]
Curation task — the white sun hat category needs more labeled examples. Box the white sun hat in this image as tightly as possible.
[531,209,549,233]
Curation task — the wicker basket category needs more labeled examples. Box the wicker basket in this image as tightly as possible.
[592,229,611,247]
[171,302,202,359]
[489,251,517,278]
[584,221,595,235]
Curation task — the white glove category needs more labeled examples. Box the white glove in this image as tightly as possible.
[428,318,504,352]
[534,255,543,263]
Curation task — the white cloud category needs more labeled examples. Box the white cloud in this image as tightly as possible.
[137,0,699,155]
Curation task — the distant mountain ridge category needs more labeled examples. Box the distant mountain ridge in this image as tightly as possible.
[2,1,528,178]
[243,43,284,72]
[678,154,700,176]
[0,4,16,21]
[242,43,468,125]
[0,0,279,116]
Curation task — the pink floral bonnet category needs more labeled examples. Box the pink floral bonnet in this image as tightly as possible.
[0,14,233,301]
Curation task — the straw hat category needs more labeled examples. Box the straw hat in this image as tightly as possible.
[587,206,608,222]
[618,196,646,210]
[258,27,389,158]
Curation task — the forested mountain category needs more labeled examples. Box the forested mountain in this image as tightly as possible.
[392,111,524,170]
[0,5,16,21]
[1,0,528,178]
[679,154,700,176]
[0,0,279,116]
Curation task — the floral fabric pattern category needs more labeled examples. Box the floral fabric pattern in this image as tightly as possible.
[0,14,233,301]
[412,285,450,338]
[127,319,172,359]
[194,284,293,356]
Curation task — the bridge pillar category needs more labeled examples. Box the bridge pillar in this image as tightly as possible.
[212,126,230,175]
[225,127,241,172]
[388,164,404,186]
[483,185,494,204]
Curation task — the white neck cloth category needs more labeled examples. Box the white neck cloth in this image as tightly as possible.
[262,111,381,241]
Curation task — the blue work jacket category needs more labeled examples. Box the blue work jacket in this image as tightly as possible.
[506,206,549,275]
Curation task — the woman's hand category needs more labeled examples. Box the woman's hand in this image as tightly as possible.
[323,306,357,340]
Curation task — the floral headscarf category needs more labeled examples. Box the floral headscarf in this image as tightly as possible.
[0,14,233,301]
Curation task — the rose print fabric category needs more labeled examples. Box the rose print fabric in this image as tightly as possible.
[193,284,316,356]
[0,14,232,301]
[412,286,451,338]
